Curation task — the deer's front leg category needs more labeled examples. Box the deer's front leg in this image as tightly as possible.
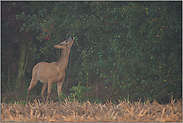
[41,83,48,102]
[46,80,53,103]
[57,80,64,101]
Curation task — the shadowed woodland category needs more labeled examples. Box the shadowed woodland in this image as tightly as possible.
[1,1,182,119]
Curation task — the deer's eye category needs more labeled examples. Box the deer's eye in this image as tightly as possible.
[66,40,68,43]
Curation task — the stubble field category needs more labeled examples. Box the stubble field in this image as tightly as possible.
[1,98,182,122]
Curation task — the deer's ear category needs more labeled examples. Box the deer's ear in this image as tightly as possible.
[54,42,64,49]
[58,42,64,46]
[70,36,74,40]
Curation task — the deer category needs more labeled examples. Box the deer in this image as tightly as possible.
[26,36,74,103]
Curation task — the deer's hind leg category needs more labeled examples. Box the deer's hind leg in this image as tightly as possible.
[26,78,38,103]
[41,83,48,102]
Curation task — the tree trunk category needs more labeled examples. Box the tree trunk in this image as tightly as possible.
[7,59,12,91]
[16,41,29,89]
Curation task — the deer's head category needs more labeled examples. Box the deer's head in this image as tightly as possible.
[54,36,74,49]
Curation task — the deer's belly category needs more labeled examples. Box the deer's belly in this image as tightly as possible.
[38,76,48,83]
[38,72,63,83]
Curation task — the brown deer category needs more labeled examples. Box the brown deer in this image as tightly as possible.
[26,36,74,103]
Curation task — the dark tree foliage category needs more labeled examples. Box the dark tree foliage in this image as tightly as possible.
[2,1,182,103]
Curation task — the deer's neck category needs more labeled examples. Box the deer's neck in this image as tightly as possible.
[57,48,71,70]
